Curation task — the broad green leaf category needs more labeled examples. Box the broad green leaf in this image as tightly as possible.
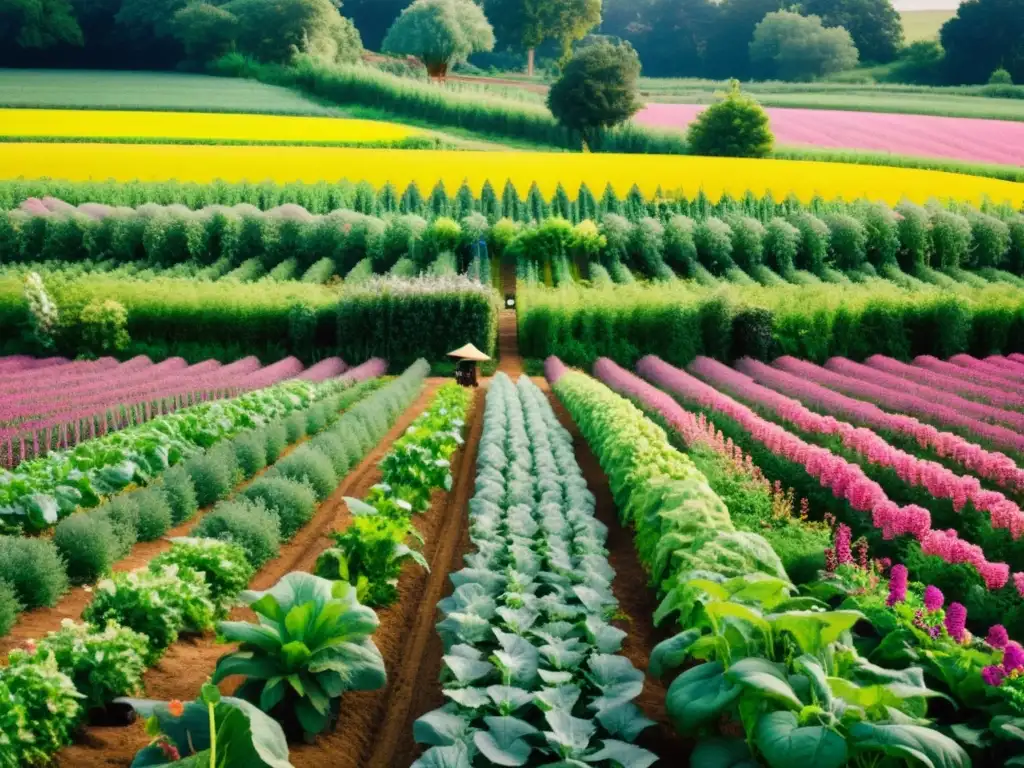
[689,737,760,768]
[544,709,597,753]
[473,716,538,767]
[413,709,473,747]
[665,661,740,734]
[649,629,701,678]
[848,721,970,768]
[755,711,848,768]
[583,739,658,768]
[411,744,473,768]
[726,658,803,710]
[595,702,656,743]
[768,610,864,656]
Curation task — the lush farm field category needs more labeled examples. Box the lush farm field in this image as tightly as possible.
[637,104,1024,165]
[0,108,426,147]
[3,144,1023,204]
[901,9,956,41]
[0,69,342,115]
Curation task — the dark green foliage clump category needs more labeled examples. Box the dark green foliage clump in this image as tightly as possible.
[242,477,318,539]
[192,499,282,569]
[53,514,118,584]
[686,80,774,158]
[0,537,68,610]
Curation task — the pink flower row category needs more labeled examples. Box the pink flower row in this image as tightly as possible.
[1010,354,1024,367]
[864,355,1024,410]
[0,357,122,394]
[825,358,1024,433]
[0,356,66,375]
[545,356,569,384]
[985,355,1024,378]
[694,356,1024,538]
[773,357,1024,455]
[915,355,1022,393]
[737,359,1024,495]
[953,354,1024,383]
[637,355,1014,592]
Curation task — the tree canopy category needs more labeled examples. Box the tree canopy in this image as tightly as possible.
[749,10,858,81]
[801,0,902,63]
[546,39,641,148]
[485,0,601,65]
[703,0,784,79]
[0,0,82,48]
[686,79,774,157]
[941,0,1024,84]
[382,0,494,77]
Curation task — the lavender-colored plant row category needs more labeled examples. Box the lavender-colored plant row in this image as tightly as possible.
[736,358,1024,495]
[0,354,347,468]
[637,355,1015,594]
[774,357,1024,455]
[952,354,1024,383]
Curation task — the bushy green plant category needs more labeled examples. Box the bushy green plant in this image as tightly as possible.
[421,216,461,265]
[990,67,1014,85]
[241,477,318,539]
[270,446,337,501]
[133,488,173,541]
[0,579,20,637]
[824,213,869,271]
[54,514,118,584]
[31,619,150,712]
[0,652,81,765]
[160,465,199,524]
[382,0,494,77]
[694,217,735,274]
[895,199,932,272]
[192,498,282,569]
[95,495,140,557]
[150,538,254,614]
[763,217,800,274]
[377,214,427,272]
[263,421,289,464]
[78,298,130,356]
[856,201,900,268]
[315,509,425,607]
[630,217,673,280]
[83,566,215,664]
[663,215,698,276]
[308,431,351,475]
[686,80,773,158]
[0,536,68,610]
[788,210,830,273]
[232,431,268,478]
[283,411,307,444]
[725,215,767,272]
[929,207,972,269]
[966,209,1011,268]
[184,445,239,507]
[213,572,386,740]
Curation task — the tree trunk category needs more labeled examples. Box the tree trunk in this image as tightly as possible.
[527,48,535,77]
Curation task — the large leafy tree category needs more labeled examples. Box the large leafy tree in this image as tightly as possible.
[547,39,641,149]
[749,10,858,80]
[941,0,1024,84]
[382,0,494,77]
[801,0,902,63]
[686,79,774,157]
[485,0,601,75]
[223,0,362,64]
[598,0,716,77]
[703,0,784,79]
[344,0,408,51]
[0,0,82,48]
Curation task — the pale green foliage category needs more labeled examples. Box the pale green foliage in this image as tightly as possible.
[23,271,58,349]
[383,0,494,76]
[79,298,130,355]
[749,10,859,81]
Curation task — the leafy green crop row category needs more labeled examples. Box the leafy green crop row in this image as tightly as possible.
[520,281,1024,370]
[1,361,433,765]
[548,361,970,768]
[0,364,380,533]
[411,373,657,767]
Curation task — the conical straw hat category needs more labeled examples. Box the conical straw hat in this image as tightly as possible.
[447,343,491,361]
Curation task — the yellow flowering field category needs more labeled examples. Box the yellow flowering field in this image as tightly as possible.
[0,143,1020,206]
[0,109,421,143]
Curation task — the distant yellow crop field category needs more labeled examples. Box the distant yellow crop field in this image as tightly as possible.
[1,143,1021,207]
[0,109,421,143]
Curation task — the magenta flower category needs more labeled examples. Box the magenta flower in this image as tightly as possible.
[923,586,944,612]
[1004,641,1024,671]
[887,564,908,606]
[835,523,853,566]
[987,625,1010,650]
[982,665,1006,687]
[945,602,968,642]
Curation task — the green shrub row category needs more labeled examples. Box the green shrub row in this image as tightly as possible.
[519,282,1024,368]
[0,273,499,365]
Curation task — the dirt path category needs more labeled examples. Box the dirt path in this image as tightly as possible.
[497,310,523,376]
[56,379,445,767]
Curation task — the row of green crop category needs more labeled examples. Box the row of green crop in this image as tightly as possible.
[0,274,499,366]
[1,361,430,765]
[547,360,1013,767]
[411,372,658,766]
[519,282,1024,368]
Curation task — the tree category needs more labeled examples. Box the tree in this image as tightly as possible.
[222,0,362,64]
[485,0,601,75]
[686,80,774,157]
[0,0,82,48]
[547,40,641,148]
[172,3,237,62]
[703,0,784,79]
[749,10,858,80]
[801,0,902,63]
[116,0,188,43]
[886,40,945,85]
[383,0,494,77]
[344,0,409,50]
[941,0,1024,84]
